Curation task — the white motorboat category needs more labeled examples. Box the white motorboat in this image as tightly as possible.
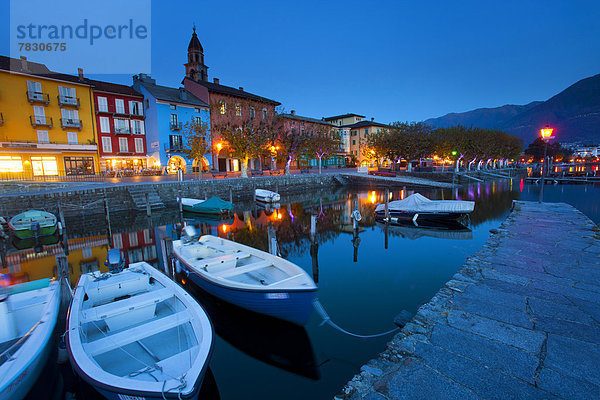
[0,278,60,400]
[375,193,474,223]
[66,260,213,400]
[173,230,317,325]
[255,189,281,203]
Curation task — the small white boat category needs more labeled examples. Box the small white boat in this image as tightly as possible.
[255,189,280,203]
[67,261,213,400]
[375,193,474,223]
[0,278,60,400]
[173,230,317,325]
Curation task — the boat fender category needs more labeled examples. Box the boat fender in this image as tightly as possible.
[352,209,362,222]
[57,335,69,364]
[175,260,182,274]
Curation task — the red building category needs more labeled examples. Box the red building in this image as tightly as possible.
[91,80,147,173]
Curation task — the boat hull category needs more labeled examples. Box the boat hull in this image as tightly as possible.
[375,210,466,222]
[182,205,230,216]
[11,225,57,240]
[178,259,316,326]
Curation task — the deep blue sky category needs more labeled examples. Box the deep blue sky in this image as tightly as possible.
[2,0,599,122]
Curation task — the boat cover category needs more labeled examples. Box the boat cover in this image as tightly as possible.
[375,193,474,214]
[187,196,233,214]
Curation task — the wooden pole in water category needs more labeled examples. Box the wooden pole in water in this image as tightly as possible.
[56,254,71,322]
[145,192,151,217]
[57,201,69,255]
[178,189,183,212]
[385,187,390,220]
[252,183,256,202]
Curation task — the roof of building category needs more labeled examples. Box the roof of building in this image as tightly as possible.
[279,113,333,126]
[188,27,203,52]
[0,55,94,86]
[138,79,209,107]
[323,113,366,121]
[87,79,143,97]
[343,120,390,129]
[184,77,280,106]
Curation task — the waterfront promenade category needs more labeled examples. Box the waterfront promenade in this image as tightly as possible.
[339,201,600,399]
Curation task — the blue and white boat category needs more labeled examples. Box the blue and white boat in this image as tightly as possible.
[0,278,60,400]
[255,189,280,203]
[66,261,213,400]
[173,230,317,326]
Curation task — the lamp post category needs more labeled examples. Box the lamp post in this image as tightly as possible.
[538,125,554,203]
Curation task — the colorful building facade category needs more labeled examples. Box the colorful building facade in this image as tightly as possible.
[133,74,211,174]
[91,80,148,173]
[346,119,390,166]
[0,56,99,177]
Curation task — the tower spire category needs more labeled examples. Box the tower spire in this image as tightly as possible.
[185,26,208,82]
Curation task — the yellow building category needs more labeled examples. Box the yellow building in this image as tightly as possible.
[347,120,389,166]
[0,56,99,177]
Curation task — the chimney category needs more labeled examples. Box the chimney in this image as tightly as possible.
[213,78,220,84]
[20,56,28,71]
[179,87,187,100]
[371,117,374,121]
[78,67,84,80]
[238,87,243,91]
[291,110,296,115]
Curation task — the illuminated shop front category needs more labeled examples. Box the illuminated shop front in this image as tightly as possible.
[103,157,148,172]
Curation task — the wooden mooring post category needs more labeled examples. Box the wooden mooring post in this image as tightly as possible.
[384,187,390,220]
[56,254,71,324]
[103,197,112,245]
[178,189,183,213]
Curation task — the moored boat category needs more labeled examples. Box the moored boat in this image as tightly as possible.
[66,261,213,400]
[375,193,474,223]
[173,230,317,325]
[255,189,280,203]
[0,278,60,400]
[8,210,58,239]
[180,196,233,216]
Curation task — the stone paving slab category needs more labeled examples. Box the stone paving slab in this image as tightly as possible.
[337,201,600,399]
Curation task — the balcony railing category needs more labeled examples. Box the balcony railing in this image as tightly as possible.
[170,122,183,131]
[57,95,80,108]
[0,113,4,126]
[30,115,53,128]
[117,149,134,154]
[60,118,82,130]
[27,91,50,105]
[164,143,183,152]
[96,106,145,118]
[114,126,131,135]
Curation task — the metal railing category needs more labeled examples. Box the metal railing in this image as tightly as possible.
[170,121,183,131]
[114,126,131,135]
[60,118,82,130]
[96,106,145,118]
[0,112,4,125]
[164,143,183,152]
[30,115,53,128]
[57,95,80,108]
[26,91,50,105]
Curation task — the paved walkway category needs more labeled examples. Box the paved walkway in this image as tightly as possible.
[341,172,457,188]
[338,201,600,399]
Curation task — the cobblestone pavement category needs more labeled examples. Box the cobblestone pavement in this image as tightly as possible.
[338,201,600,400]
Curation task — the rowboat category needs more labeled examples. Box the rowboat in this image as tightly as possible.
[375,193,474,223]
[173,231,317,325]
[180,197,233,216]
[0,278,60,400]
[67,262,213,400]
[255,189,280,203]
[8,210,58,239]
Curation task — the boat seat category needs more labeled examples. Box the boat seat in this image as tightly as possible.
[81,288,173,324]
[266,273,304,288]
[84,311,190,357]
[218,261,272,278]
[128,346,200,382]
[202,253,251,273]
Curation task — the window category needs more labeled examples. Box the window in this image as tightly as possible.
[235,104,241,116]
[31,156,58,176]
[170,135,183,149]
[115,99,125,114]
[262,108,267,120]
[82,247,92,259]
[169,104,177,110]
[33,106,46,124]
[97,97,108,112]
[135,138,144,153]
[194,108,200,113]
[170,114,178,124]
[219,102,226,114]
[112,233,123,249]
[193,116,202,124]
[58,86,76,102]
[102,137,112,153]
[364,129,368,135]
[67,132,78,144]
[352,140,356,145]
[37,130,49,144]
[61,108,79,123]
[119,137,128,153]
[129,101,143,116]
[249,107,255,119]
[377,129,380,134]
[143,229,152,243]
[27,80,42,94]
[128,232,138,247]
[131,119,144,135]
[64,157,95,175]
[0,156,23,172]
[356,117,360,121]
[114,118,129,134]
[99,117,110,133]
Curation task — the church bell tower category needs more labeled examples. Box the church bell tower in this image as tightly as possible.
[185,26,208,82]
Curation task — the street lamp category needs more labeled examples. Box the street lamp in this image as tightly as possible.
[538,125,555,203]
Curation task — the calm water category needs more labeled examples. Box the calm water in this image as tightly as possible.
[6,180,599,400]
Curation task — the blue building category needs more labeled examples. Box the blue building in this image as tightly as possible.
[133,74,211,174]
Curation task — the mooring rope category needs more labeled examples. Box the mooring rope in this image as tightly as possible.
[312,298,399,338]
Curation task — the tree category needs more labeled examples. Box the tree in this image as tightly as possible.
[525,137,573,161]
[181,119,211,179]
[303,127,342,174]
[270,113,311,175]
[213,119,271,178]
[362,129,391,166]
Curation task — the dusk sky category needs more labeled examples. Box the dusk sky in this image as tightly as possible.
[2,0,599,123]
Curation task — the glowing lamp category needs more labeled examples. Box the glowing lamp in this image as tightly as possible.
[216,142,223,151]
[540,125,554,141]
[221,225,227,233]
[451,151,457,156]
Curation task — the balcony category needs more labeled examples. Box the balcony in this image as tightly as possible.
[0,113,4,126]
[27,91,50,106]
[164,143,183,153]
[30,115,53,128]
[170,122,183,131]
[57,95,80,108]
[96,106,145,119]
[61,118,82,130]
[114,126,131,135]
[117,149,134,155]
